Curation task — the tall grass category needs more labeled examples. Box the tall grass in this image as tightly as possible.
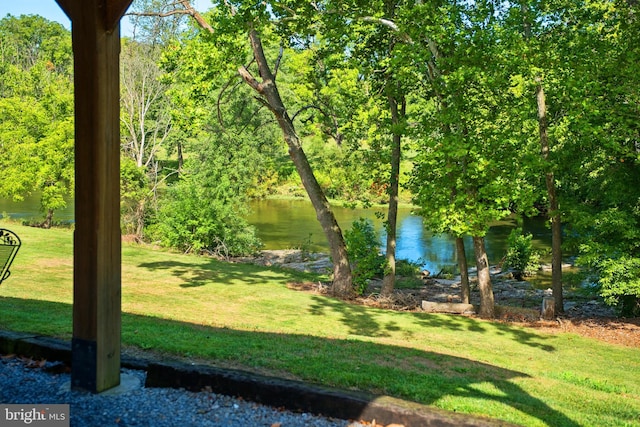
[0,221,638,426]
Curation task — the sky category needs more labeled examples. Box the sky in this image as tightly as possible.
[0,0,213,35]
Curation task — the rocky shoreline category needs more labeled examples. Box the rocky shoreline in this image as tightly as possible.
[232,249,616,320]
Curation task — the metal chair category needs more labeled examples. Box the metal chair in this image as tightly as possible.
[0,228,21,284]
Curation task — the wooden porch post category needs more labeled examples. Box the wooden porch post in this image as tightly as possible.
[55,0,132,393]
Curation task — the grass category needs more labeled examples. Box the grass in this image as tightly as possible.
[0,220,639,426]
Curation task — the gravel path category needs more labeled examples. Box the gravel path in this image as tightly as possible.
[0,355,351,427]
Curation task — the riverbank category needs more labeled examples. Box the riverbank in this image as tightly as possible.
[233,249,640,348]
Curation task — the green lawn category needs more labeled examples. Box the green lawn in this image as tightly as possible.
[0,221,638,426]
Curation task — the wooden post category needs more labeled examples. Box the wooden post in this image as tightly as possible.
[55,0,132,393]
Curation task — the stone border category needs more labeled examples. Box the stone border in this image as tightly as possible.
[0,330,517,427]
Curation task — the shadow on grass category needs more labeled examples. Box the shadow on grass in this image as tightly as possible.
[137,259,553,352]
[0,296,582,427]
[308,295,556,352]
[137,259,317,288]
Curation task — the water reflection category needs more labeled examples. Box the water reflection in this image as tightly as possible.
[247,199,552,273]
[0,194,74,222]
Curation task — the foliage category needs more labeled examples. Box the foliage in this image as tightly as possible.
[394,258,423,288]
[0,16,74,227]
[344,218,385,295]
[4,1,640,318]
[160,21,283,188]
[594,257,640,317]
[120,157,151,236]
[598,256,640,317]
[395,258,421,277]
[148,104,266,257]
[434,264,457,280]
[152,173,261,257]
[503,228,541,279]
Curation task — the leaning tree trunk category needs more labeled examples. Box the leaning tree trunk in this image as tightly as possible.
[473,235,494,318]
[172,3,353,296]
[536,81,563,314]
[456,237,470,304]
[239,30,353,297]
[381,93,404,296]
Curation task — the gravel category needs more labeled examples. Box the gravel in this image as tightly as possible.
[0,356,351,427]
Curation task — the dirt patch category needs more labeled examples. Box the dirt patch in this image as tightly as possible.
[530,317,640,347]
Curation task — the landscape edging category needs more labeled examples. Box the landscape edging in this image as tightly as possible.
[0,329,517,427]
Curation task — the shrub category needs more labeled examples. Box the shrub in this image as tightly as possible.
[344,218,385,295]
[503,228,541,279]
[152,176,262,257]
[597,257,640,316]
[395,259,421,277]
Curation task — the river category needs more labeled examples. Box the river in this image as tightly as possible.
[0,195,552,274]
[246,199,551,274]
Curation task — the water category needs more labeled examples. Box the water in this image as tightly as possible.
[0,194,74,223]
[0,196,552,274]
[246,199,552,274]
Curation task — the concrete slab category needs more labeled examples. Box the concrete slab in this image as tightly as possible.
[59,373,142,396]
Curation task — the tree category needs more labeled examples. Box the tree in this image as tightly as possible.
[153,148,262,257]
[410,0,538,317]
[299,0,416,296]
[119,39,177,238]
[549,0,640,315]
[239,27,353,296]
[148,1,355,296]
[506,0,640,315]
[0,15,74,228]
[507,0,565,313]
[121,40,173,169]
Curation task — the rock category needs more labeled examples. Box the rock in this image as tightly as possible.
[421,301,476,314]
[232,250,333,274]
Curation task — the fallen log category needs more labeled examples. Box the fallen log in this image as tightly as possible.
[421,301,476,314]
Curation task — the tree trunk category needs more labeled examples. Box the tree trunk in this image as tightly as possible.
[42,208,54,229]
[550,203,563,313]
[381,93,404,296]
[473,235,494,318]
[167,2,352,295]
[240,30,353,297]
[536,82,563,313]
[523,1,563,314]
[135,199,146,241]
[456,237,470,304]
[177,141,184,173]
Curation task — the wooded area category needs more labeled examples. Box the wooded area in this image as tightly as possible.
[1,0,639,317]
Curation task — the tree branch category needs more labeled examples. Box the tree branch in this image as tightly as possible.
[127,0,213,33]
[127,10,192,18]
[238,65,263,93]
[177,0,213,33]
[273,46,284,78]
